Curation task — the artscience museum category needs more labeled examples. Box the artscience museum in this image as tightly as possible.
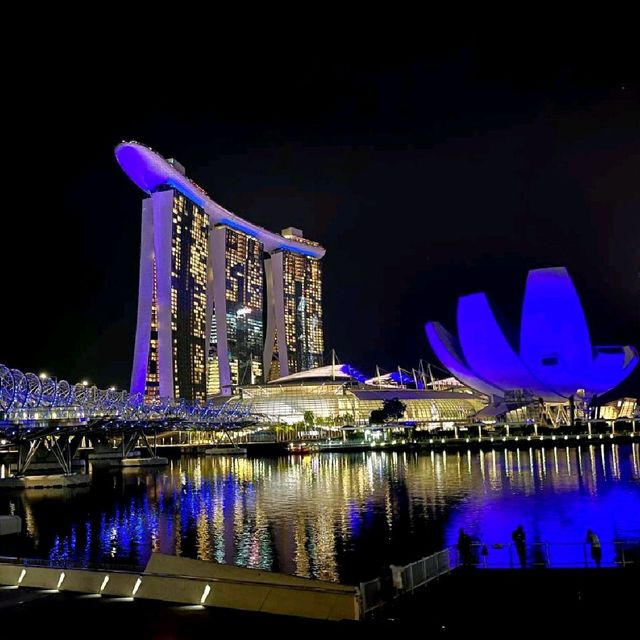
[425,267,638,404]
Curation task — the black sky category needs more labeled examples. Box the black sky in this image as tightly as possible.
[2,41,638,398]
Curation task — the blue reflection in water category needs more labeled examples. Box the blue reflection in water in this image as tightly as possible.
[348,503,361,535]
[2,444,638,582]
[446,445,640,567]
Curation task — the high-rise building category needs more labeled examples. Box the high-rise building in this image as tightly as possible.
[209,224,264,395]
[263,228,324,379]
[116,141,325,401]
[131,188,210,404]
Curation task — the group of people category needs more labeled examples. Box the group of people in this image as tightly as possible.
[457,525,602,568]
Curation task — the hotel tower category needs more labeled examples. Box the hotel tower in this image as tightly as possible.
[116,142,325,402]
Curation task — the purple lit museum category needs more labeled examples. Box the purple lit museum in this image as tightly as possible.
[426,267,638,402]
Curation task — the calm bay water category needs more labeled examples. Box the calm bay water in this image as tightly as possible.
[1,444,639,584]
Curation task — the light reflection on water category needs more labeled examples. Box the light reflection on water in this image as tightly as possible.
[0,443,638,584]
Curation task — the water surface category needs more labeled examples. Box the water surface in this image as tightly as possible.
[1,443,638,583]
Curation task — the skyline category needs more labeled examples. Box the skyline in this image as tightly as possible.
[2,47,638,398]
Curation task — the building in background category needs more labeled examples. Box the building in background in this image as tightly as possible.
[235,364,485,427]
[209,225,264,396]
[264,228,324,381]
[131,188,210,403]
[426,267,638,405]
[116,141,325,402]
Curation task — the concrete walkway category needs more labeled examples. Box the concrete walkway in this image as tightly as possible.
[0,587,356,633]
[383,568,639,633]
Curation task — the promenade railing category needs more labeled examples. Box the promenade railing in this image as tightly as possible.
[456,539,639,569]
[359,538,639,617]
[360,548,453,616]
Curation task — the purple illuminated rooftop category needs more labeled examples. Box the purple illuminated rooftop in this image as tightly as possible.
[115,141,325,259]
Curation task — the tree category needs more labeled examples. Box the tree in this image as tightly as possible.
[369,398,406,425]
[382,398,406,420]
[303,411,315,429]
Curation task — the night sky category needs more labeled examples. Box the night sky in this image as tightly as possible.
[3,43,638,399]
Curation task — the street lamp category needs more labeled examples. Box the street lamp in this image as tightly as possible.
[39,372,58,385]
[81,380,89,387]
[39,372,58,407]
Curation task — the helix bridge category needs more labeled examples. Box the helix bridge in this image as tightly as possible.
[0,364,268,478]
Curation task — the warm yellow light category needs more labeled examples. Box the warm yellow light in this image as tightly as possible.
[39,373,48,380]
[81,380,89,387]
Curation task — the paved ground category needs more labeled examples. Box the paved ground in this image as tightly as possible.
[1,568,637,637]
[0,587,356,635]
[385,567,639,634]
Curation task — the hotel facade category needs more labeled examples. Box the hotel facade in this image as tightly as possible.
[116,142,325,402]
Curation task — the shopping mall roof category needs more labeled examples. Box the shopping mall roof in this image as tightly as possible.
[268,364,366,384]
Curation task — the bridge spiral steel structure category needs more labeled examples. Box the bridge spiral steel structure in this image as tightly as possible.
[0,363,262,429]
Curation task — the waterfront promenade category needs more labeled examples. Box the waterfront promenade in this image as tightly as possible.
[387,566,639,633]
[295,422,640,455]
[1,562,637,634]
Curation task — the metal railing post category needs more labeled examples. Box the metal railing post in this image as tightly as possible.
[358,582,367,616]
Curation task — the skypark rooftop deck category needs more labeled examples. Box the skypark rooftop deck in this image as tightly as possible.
[115,141,325,258]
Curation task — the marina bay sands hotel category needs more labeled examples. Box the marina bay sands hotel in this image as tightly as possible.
[116,142,325,402]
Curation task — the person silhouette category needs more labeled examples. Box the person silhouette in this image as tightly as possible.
[586,529,602,568]
[457,528,473,567]
[512,524,526,568]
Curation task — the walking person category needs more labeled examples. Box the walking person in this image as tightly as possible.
[586,529,602,568]
[512,524,526,568]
